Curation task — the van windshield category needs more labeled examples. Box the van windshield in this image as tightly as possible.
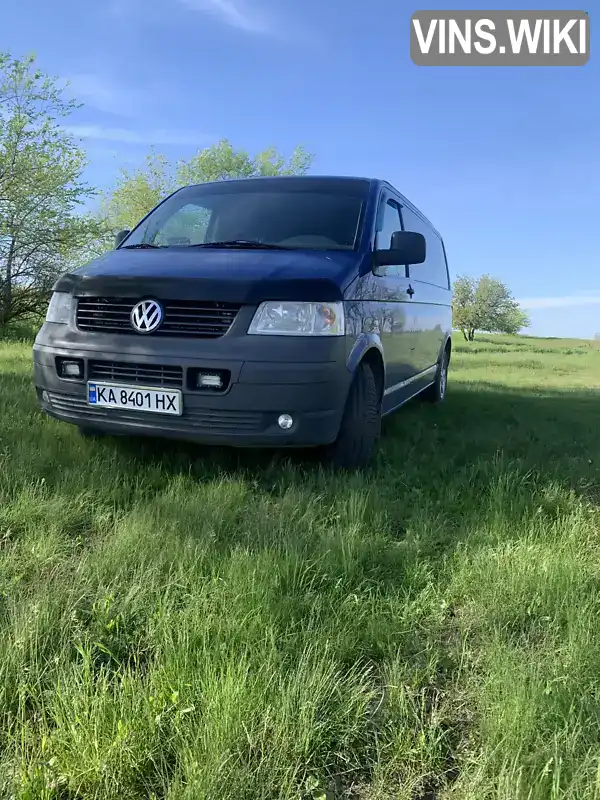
[121,179,368,251]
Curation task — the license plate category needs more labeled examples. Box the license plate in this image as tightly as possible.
[87,382,182,416]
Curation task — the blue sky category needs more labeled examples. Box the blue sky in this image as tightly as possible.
[3,0,598,338]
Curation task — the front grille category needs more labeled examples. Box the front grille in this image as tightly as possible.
[76,298,241,338]
[88,361,183,388]
[45,392,265,433]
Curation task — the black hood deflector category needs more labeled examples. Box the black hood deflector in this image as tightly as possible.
[54,247,365,304]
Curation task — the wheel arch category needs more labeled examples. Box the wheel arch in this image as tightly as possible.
[441,334,452,364]
[347,334,386,406]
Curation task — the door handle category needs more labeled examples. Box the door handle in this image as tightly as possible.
[406,285,415,298]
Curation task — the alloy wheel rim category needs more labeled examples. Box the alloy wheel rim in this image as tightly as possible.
[440,362,447,397]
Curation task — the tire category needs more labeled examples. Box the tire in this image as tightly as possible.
[423,348,449,404]
[324,362,381,470]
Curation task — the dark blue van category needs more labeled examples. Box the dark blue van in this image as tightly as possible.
[33,176,452,468]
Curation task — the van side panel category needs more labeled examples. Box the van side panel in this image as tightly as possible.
[344,271,417,390]
[398,203,452,372]
[411,283,452,372]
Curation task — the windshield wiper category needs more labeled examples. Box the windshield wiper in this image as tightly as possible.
[120,243,164,249]
[188,240,291,250]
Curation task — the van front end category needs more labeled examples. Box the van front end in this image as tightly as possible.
[33,293,353,449]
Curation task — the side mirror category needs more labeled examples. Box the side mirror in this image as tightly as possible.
[373,230,426,268]
[114,229,131,249]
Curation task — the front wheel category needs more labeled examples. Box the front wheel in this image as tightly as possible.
[323,362,381,470]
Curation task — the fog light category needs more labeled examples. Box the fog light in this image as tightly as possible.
[58,359,83,379]
[197,372,223,389]
[278,414,294,430]
[42,390,50,404]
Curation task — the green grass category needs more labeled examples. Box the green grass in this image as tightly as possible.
[1,331,600,799]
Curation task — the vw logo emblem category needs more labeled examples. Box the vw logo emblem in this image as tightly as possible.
[130,299,163,333]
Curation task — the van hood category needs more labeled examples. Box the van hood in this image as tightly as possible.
[54,247,363,303]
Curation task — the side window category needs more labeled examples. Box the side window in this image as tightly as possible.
[375,197,404,274]
[376,198,402,251]
[401,206,449,288]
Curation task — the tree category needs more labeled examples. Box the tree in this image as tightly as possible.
[0,53,98,325]
[102,139,314,234]
[453,274,530,341]
[100,151,172,234]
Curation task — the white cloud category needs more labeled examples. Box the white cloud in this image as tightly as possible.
[63,73,135,116]
[180,0,271,34]
[65,124,211,147]
[518,294,600,310]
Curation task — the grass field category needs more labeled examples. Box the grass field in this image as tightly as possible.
[1,329,600,799]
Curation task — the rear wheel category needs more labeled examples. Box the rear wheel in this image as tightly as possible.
[323,362,381,470]
[423,348,449,404]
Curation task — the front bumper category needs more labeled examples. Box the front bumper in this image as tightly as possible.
[33,324,352,448]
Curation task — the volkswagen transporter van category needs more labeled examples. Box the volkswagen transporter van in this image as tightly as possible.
[33,176,452,469]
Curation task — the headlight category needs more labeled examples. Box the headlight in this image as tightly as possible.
[45,292,72,324]
[248,301,345,336]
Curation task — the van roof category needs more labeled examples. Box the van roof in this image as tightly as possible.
[186,175,374,189]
